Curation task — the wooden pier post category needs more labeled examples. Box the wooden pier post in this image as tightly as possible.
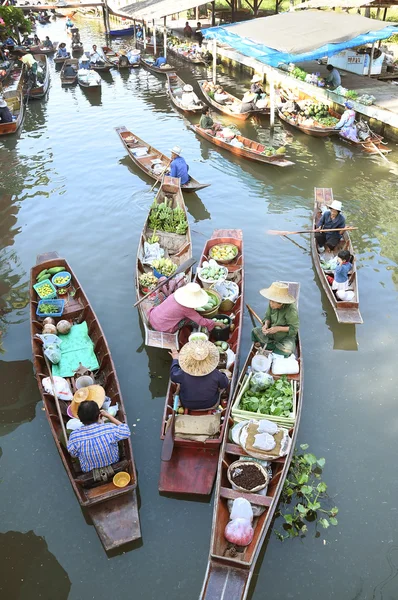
[163,16,167,59]
[212,38,217,84]
[153,19,157,56]
[269,73,275,129]
[143,22,147,51]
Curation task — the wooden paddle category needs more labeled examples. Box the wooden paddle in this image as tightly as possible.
[267,226,357,236]
[43,352,69,446]
[246,304,263,325]
[133,257,196,307]
[161,390,180,462]
[369,140,389,163]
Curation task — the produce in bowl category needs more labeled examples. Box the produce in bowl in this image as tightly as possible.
[197,260,228,284]
[52,271,71,288]
[209,244,238,263]
[196,290,220,312]
[139,272,158,291]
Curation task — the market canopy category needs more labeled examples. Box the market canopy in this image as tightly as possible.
[122,0,209,20]
[203,11,398,66]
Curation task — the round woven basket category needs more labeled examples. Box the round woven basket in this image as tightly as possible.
[227,460,269,493]
[200,289,222,317]
[209,243,239,264]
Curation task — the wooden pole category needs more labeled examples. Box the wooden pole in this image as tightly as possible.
[382,7,387,20]
[153,19,157,56]
[368,41,375,77]
[269,72,275,129]
[211,0,216,26]
[212,37,217,85]
[102,1,109,34]
[196,6,199,20]
[143,22,147,51]
[163,16,167,59]
[133,19,136,47]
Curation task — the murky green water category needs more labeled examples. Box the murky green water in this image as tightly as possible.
[1,16,398,600]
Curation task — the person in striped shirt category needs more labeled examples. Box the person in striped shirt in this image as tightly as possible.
[67,401,131,473]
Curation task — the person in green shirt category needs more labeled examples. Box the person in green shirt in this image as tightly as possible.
[251,281,299,356]
[199,106,222,134]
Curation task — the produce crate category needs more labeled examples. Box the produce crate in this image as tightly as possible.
[232,372,296,428]
[36,299,65,318]
[33,279,57,300]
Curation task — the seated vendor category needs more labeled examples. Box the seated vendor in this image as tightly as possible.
[181,84,200,107]
[67,399,131,473]
[214,86,230,105]
[57,43,69,58]
[325,64,341,90]
[42,36,53,49]
[334,101,358,142]
[169,340,229,410]
[250,74,265,100]
[0,97,13,123]
[148,282,227,334]
[154,55,166,67]
[169,145,190,185]
[240,91,256,113]
[199,106,222,134]
[251,281,299,357]
[315,199,346,252]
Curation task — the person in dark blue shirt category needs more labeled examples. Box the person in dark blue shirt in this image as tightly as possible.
[315,199,346,251]
[169,341,229,410]
[0,98,13,123]
[154,55,166,67]
[169,146,190,185]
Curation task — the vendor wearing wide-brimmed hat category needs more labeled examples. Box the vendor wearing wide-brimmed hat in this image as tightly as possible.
[240,91,256,113]
[169,340,229,410]
[148,282,227,334]
[315,199,346,252]
[67,386,131,473]
[251,282,299,357]
[250,74,265,100]
[181,83,201,108]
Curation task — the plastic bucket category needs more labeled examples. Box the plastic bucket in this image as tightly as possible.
[76,375,94,389]
[210,314,231,342]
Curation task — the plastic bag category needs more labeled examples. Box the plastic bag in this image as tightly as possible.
[66,418,83,431]
[224,517,254,546]
[35,333,62,365]
[212,280,239,303]
[257,419,278,435]
[272,355,299,375]
[142,241,164,265]
[230,497,253,521]
[42,376,73,401]
[250,372,274,393]
[253,432,276,451]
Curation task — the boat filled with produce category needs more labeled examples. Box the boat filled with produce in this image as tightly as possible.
[278,98,340,137]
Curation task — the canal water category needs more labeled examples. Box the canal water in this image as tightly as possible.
[1,16,398,600]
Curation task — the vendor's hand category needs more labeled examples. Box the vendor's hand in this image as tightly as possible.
[266,326,279,335]
[261,325,269,334]
[169,350,179,360]
[337,256,343,265]
[100,409,110,418]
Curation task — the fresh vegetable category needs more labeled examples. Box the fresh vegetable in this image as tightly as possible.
[197,260,227,283]
[56,320,72,335]
[57,288,68,295]
[240,375,293,417]
[345,89,358,100]
[139,272,158,289]
[38,302,62,315]
[53,275,71,285]
[148,198,188,235]
[42,324,57,335]
[42,317,56,326]
[148,229,159,244]
[47,267,65,275]
[152,258,177,277]
[210,244,238,262]
[196,291,220,312]
[35,282,55,299]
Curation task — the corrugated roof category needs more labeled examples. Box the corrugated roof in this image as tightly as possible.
[122,0,208,19]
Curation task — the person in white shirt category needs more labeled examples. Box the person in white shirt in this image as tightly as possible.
[180,84,200,108]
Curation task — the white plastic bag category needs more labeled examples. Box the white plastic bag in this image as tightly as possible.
[66,418,83,431]
[230,497,253,522]
[142,241,164,265]
[272,355,299,375]
[257,419,278,435]
[250,372,274,392]
[224,518,254,546]
[253,432,276,451]
[42,376,73,401]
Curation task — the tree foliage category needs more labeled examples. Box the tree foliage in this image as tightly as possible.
[0,6,31,41]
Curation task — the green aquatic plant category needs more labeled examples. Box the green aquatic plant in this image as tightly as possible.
[275,444,338,541]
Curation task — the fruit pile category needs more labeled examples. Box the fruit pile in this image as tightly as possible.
[35,266,64,283]
[209,244,238,262]
[196,291,220,312]
[35,281,55,299]
[214,340,229,352]
[53,274,71,286]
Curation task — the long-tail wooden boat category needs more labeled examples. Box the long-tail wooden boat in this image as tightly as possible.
[278,93,390,154]
[60,58,78,85]
[78,69,101,89]
[110,26,136,37]
[159,229,244,495]
[30,251,141,550]
[166,73,204,114]
[140,56,175,74]
[23,54,50,99]
[0,85,25,136]
[311,187,362,324]
[29,41,57,55]
[168,44,207,65]
[200,281,302,599]
[0,59,14,83]
[191,125,294,167]
[115,126,210,192]
[135,177,193,350]
[199,80,270,121]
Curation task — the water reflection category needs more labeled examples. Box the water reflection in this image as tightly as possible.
[185,193,211,222]
[0,250,29,354]
[136,323,170,399]
[0,360,39,434]
[80,87,102,107]
[0,531,71,600]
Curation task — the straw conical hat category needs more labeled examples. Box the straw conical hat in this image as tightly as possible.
[260,282,295,304]
[71,385,105,418]
[179,340,219,376]
[174,282,208,309]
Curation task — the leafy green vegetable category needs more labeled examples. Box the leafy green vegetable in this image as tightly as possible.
[240,375,293,417]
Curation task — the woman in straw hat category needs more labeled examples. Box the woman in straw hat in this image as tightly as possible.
[169,340,228,410]
[315,200,346,253]
[240,91,256,114]
[67,391,131,473]
[148,282,227,334]
[181,84,201,108]
[251,282,299,357]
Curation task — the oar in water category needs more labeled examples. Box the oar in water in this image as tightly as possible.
[133,257,196,308]
[246,303,263,325]
[266,226,357,236]
[369,140,389,163]
[161,390,180,462]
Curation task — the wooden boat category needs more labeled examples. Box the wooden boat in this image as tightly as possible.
[135,177,193,350]
[78,69,101,89]
[0,86,25,136]
[30,251,141,551]
[136,39,155,54]
[277,107,337,138]
[0,59,14,83]
[159,229,244,496]
[115,126,210,193]
[60,58,78,85]
[29,42,57,55]
[140,57,175,74]
[101,46,140,69]
[90,61,112,72]
[110,26,135,37]
[23,54,50,99]
[199,80,270,121]
[54,45,71,64]
[72,42,84,55]
[191,125,294,167]
[168,44,207,65]
[311,187,362,324]
[200,281,303,599]
[166,73,204,114]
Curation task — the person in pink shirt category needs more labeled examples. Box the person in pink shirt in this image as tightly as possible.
[148,282,225,334]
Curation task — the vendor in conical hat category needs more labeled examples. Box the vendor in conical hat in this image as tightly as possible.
[67,386,131,473]
[240,91,256,114]
[148,282,227,334]
[169,340,229,409]
[315,199,346,252]
[251,282,299,357]
[250,74,265,99]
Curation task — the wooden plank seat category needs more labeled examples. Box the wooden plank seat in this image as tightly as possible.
[220,486,272,508]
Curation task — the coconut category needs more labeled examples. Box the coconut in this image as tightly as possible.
[56,320,72,335]
[42,324,57,335]
[42,317,56,326]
